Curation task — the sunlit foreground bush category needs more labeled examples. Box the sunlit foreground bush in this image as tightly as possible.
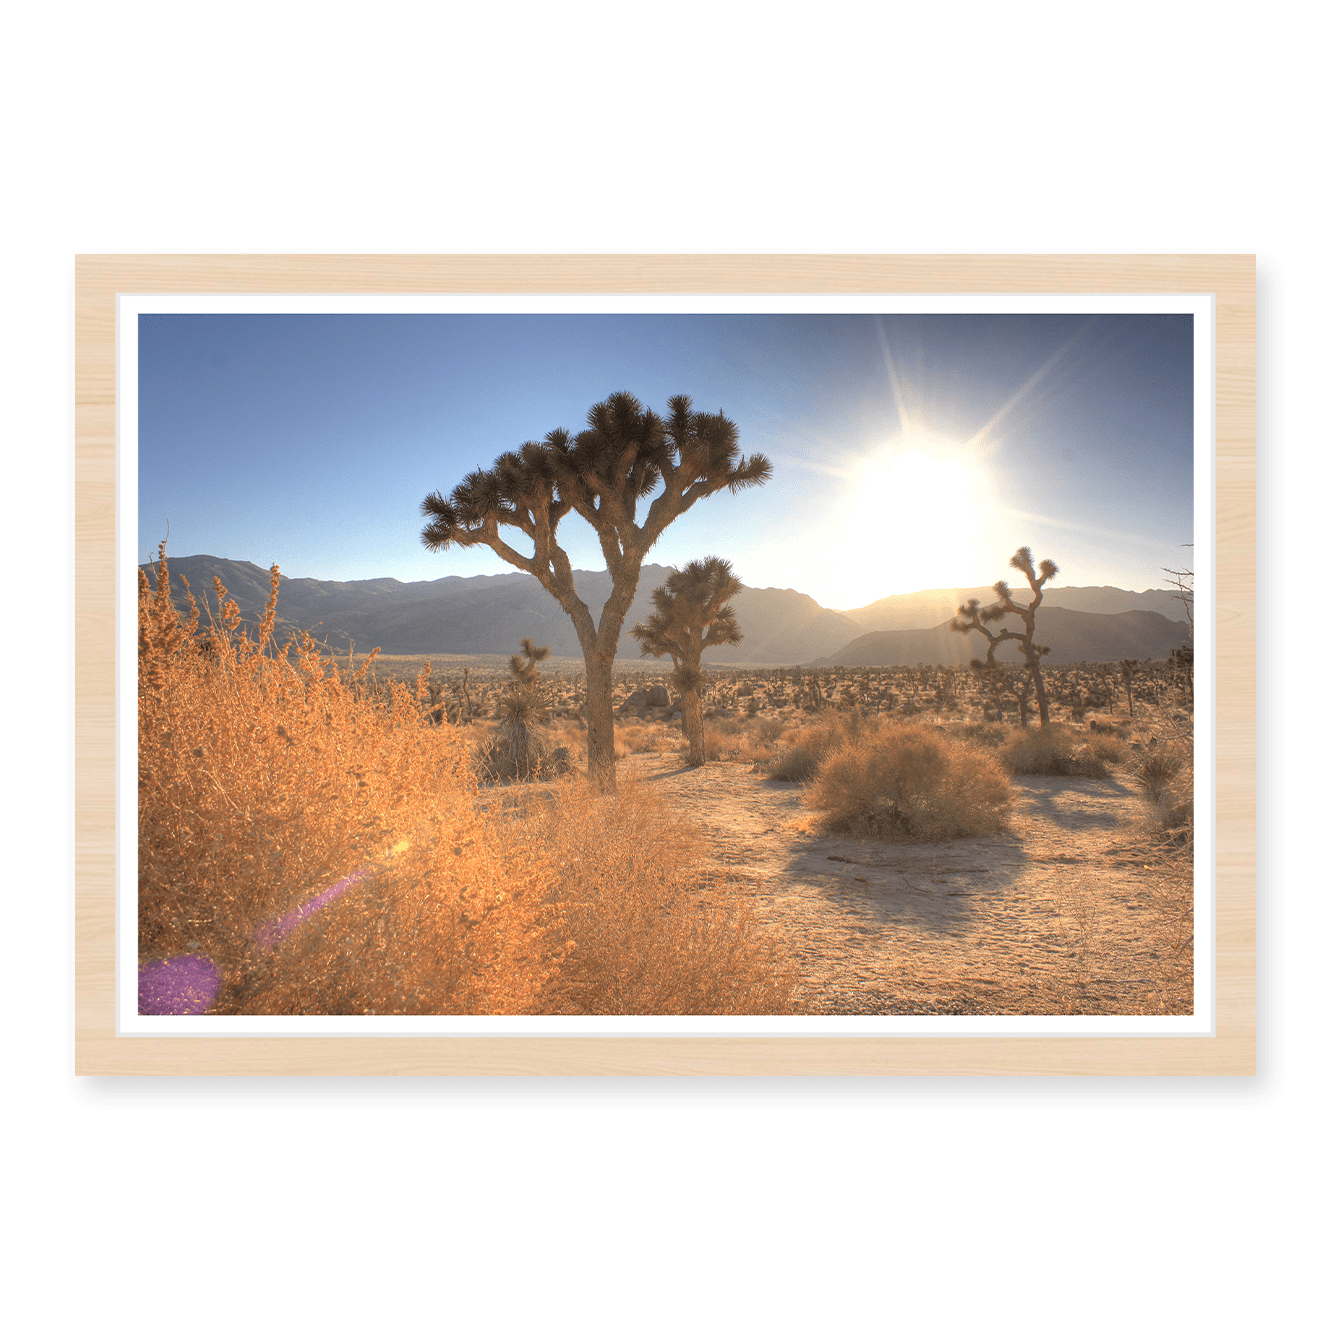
[511,775,798,1015]
[139,552,558,1014]
[804,722,1011,842]
[139,550,793,1015]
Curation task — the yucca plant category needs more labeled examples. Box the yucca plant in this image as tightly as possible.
[495,638,552,779]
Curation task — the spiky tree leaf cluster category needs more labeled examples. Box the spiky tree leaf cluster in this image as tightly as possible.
[509,637,550,688]
[630,556,744,766]
[420,392,770,790]
[951,546,1058,728]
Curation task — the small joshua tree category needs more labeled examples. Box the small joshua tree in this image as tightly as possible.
[454,666,475,724]
[630,557,744,767]
[496,638,551,779]
[952,547,1058,729]
[974,659,1036,726]
[420,391,770,792]
[1119,658,1137,718]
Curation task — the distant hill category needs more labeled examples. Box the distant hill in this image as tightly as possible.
[841,584,1184,633]
[140,554,1188,668]
[139,555,864,665]
[810,607,1192,668]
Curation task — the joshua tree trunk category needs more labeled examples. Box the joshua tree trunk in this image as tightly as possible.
[683,689,705,766]
[1010,679,1025,727]
[509,722,532,776]
[1026,652,1050,728]
[583,653,618,789]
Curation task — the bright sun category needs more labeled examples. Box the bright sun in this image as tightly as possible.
[840,440,984,602]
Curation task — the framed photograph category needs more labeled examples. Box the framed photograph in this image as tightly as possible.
[76,255,1254,1074]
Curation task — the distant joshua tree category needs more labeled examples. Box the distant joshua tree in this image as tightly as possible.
[1119,658,1137,718]
[420,391,770,791]
[952,547,1058,729]
[630,557,744,767]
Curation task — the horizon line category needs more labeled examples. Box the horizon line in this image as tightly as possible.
[136,549,1172,607]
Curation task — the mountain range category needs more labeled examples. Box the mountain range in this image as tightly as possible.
[140,554,1192,667]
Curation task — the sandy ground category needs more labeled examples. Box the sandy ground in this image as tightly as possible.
[622,753,1194,1015]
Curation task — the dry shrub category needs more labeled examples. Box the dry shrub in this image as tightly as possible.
[950,720,1007,750]
[732,715,787,767]
[1000,724,1111,778]
[516,774,797,1014]
[1083,731,1127,765]
[1134,744,1187,800]
[139,551,557,1014]
[704,715,743,755]
[613,718,673,757]
[671,716,744,763]
[746,715,787,745]
[1132,741,1194,845]
[767,710,875,782]
[674,728,731,763]
[707,716,742,737]
[805,722,1011,842]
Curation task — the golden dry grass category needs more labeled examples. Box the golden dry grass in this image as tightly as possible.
[505,773,798,1014]
[139,549,794,1016]
[139,553,558,1014]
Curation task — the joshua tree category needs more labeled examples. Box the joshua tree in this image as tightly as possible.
[420,391,770,791]
[629,556,744,767]
[951,547,1058,728]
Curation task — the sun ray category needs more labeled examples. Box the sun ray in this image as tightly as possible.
[964,318,1096,457]
[873,315,913,436]
[995,504,1168,550]
[766,451,854,480]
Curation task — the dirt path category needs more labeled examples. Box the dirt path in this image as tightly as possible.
[623,754,1193,1015]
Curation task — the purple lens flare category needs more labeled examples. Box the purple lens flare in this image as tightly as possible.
[138,841,409,1015]
[138,954,223,1015]
[253,867,370,950]
[139,868,370,1014]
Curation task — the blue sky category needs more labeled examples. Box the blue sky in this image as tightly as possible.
[137,310,1195,610]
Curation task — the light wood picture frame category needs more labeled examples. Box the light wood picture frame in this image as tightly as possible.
[76,254,1255,1075]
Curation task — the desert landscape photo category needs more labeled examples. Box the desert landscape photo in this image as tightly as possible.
[134,306,1198,1020]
